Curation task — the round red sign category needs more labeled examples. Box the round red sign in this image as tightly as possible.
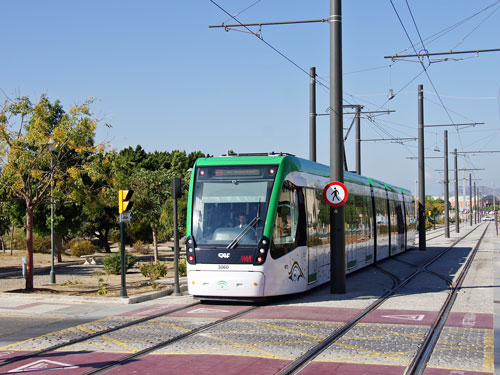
[322,181,349,207]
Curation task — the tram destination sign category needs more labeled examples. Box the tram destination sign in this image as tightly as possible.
[323,181,349,208]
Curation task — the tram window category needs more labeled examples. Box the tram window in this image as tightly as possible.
[271,182,300,258]
[375,196,389,238]
[395,201,404,234]
[304,188,331,247]
[406,201,416,231]
[305,189,319,246]
[316,190,330,245]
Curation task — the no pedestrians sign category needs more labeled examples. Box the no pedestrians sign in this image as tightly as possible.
[323,181,349,208]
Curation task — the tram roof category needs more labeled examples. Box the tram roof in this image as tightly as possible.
[194,153,411,195]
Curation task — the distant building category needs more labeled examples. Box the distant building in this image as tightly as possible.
[432,195,498,211]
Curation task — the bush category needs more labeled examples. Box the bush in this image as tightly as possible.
[102,253,138,275]
[109,229,120,243]
[70,240,98,257]
[132,240,151,254]
[33,235,51,254]
[140,262,167,286]
[178,258,187,277]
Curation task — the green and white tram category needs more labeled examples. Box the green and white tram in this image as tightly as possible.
[185,153,416,300]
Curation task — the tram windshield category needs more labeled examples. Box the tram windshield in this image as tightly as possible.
[191,165,278,247]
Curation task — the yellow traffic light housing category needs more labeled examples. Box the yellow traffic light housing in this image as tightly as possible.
[119,190,134,213]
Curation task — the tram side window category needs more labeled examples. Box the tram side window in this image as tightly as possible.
[406,201,416,231]
[389,200,398,234]
[304,188,331,248]
[375,196,389,238]
[395,201,404,234]
[305,189,319,247]
[271,182,300,259]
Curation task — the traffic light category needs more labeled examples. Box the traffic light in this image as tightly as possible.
[119,190,134,213]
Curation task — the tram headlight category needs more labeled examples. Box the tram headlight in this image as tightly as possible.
[186,235,196,264]
[253,236,270,265]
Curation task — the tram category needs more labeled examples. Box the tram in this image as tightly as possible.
[185,152,416,300]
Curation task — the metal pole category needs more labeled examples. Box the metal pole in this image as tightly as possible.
[469,174,473,226]
[355,105,361,175]
[330,0,346,294]
[120,221,127,298]
[173,193,181,295]
[50,156,55,284]
[418,84,426,250]
[462,167,466,224]
[474,182,477,224]
[494,193,498,236]
[444,131,449,238]
[309,67,317,162]
[454,148,459,233]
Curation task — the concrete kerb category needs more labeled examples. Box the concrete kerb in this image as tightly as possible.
[0,284,189,304]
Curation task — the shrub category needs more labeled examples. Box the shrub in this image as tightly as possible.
[102,253,138,275]
[133,240,151,254]
[70,240,98,257]
[140,262,167,287]
[178,258,187,277]
[109,229,120,243]
[33,236,51,254]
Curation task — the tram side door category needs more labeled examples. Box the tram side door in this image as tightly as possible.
[305,189,319,284]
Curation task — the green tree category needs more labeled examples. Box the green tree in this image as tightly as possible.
[0,95,100,290]
[76,152,119,253]
[129,168,171,262]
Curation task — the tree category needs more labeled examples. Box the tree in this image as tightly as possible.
[0,95,100,290]
[76,152,119,253]
[130,168,171,261]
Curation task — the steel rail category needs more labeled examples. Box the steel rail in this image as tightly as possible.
[405,223,489,374]
[279,224,482,374]
[0,301,200,368]
[84,305,260,375]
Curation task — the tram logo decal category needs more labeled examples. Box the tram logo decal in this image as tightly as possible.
[216,280,228,289]
[218,253,230,259]
[288,262,304,282]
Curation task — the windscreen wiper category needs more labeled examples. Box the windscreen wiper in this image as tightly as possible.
[227,203,261,249]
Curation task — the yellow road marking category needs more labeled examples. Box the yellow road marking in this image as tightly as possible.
[244,320,326,341]
[334,342,409,363]
[482,329,494,372]
[99,335,138,352]
[202,334,285,358]
[0,316,123,350]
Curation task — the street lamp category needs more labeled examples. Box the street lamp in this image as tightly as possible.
[47,139,56,285]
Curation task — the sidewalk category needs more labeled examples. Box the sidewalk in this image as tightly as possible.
[0,260,188,305]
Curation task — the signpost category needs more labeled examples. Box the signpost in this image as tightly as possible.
[118,190,133,298]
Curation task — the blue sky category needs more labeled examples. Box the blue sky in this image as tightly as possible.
[2,1,499,196]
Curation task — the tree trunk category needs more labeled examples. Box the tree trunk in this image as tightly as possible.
[152,226,158,263]
[97,230,111,253]
[103,228,111,253]
[0,237,4,252]
[9,224,15,256]
[25,204,35,290]
[55,235,63,262]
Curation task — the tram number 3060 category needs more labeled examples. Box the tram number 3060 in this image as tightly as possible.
[218,265,230,269]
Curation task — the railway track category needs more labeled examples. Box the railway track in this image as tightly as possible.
[0,224,487,374]
[278,222,487,374]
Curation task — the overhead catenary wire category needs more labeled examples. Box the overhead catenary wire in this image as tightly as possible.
[222,0,262,24]
[396,0,500,55]
[208,0,325,88]
[388,0,465,150]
